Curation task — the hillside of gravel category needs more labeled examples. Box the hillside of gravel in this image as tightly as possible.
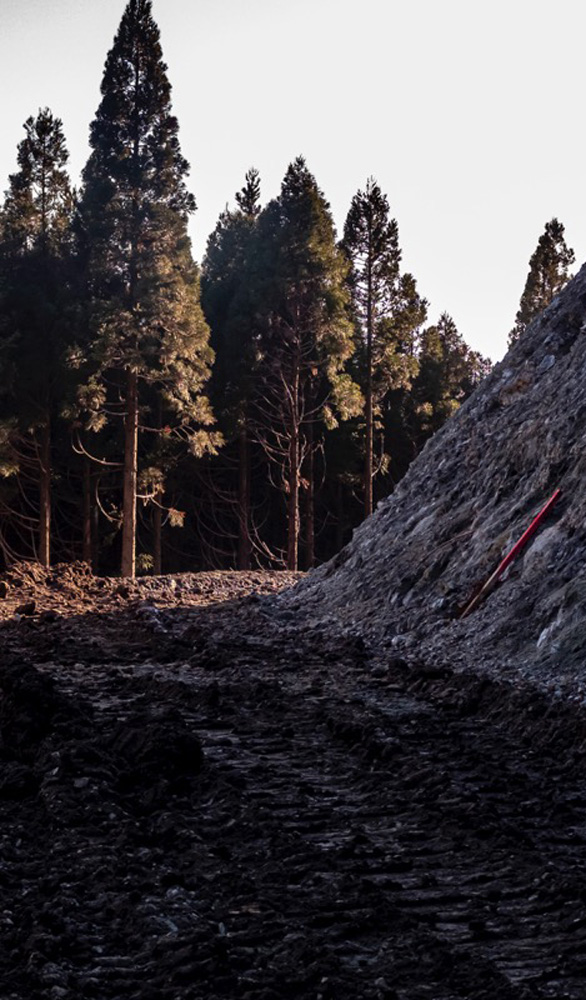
[286,262,586,699]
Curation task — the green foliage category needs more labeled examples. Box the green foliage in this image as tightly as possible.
[342,177,427,513]
[412,313,491,440]
[0,24,510,571]
[342,177,427,402]
[202,168,262,433]
[167,507,186,528]
[509,219,575,346]
[249,157,359,567]
[235,167,261,219]
[1,109,73,257]
[0,109,76,562]
[0,422,19,478]
[254,157,358,421]
[77,0,218,452]
[0,109,74,422]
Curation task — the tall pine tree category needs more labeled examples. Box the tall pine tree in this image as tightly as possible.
[509,219,575,346]
[77,0,218,577]
[202,168,262,569]
[0,109,74,566]
[342,178,427,519]
[253,157,359,570]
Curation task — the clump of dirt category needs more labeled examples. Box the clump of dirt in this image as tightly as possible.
[0,561,303,623]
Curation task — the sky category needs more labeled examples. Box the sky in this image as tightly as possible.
[0,0,584,362]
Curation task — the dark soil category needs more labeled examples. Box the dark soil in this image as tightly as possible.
[1,564,586,998]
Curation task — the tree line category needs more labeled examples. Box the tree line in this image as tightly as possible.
[0,0,574,577]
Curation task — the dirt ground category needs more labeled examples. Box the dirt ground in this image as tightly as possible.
[1,563,586,999]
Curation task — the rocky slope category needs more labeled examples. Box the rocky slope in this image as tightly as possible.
[287,262,586,699]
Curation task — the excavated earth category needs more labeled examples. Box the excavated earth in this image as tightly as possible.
[287,260,586,704]
[3,563,586,998]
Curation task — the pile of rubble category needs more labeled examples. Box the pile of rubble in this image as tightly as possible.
[288,263,586,699]
[0,562,302,621]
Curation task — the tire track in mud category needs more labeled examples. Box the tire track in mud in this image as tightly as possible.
[2,613,586,998]
[188,670,586,1000]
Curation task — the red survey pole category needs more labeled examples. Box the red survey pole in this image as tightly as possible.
[459,487,562,620]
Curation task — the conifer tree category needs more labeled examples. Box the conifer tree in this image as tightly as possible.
[509,219,575,346]
[202,169,261,569]
[342,178,427,519]
[412,313,491,443]
[253,157,359,570]
[77,0,218,577]
[0,109,74,566]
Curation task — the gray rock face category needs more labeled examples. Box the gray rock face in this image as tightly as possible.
[287,262,586,698]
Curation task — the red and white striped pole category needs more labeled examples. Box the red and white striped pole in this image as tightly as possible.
[460,487,562,620]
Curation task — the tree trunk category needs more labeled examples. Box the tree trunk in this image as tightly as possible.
[335,478,345,553]
[365,379,373,518]
[92,477,100,571]
[287,358,300,571]
[38,419,51,568]
[364,248,374,519]
[303,420,315,570]
[153,503,162,576]
[287,442,299,571]
[83,459,93,567]
[153,396,163,577]
[237,424,251,570]
[122,50,141,581]
[121,370,138,578]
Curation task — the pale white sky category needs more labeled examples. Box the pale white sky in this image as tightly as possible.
[0,0,584,361]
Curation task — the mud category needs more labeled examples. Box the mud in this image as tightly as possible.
[1,566,586,998]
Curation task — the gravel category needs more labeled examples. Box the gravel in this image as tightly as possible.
[283,262,586,702]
